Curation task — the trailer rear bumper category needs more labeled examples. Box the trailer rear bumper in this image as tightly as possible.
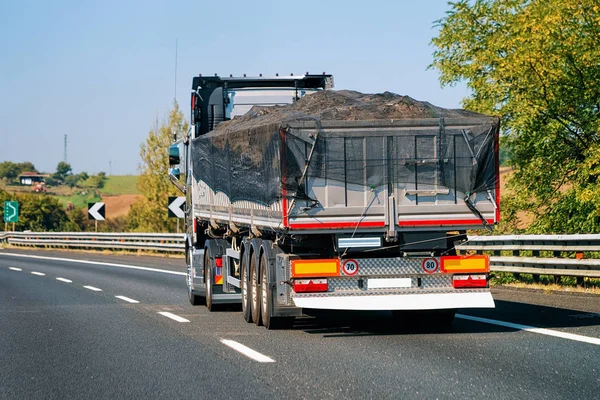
[292,291,494,311]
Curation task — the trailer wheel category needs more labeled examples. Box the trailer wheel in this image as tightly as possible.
[205,251,215,311]
[241,253,252,323]
[250,254,262,326]
[188,269,204,306]
[187,249,204,306]
[260,254,294,330]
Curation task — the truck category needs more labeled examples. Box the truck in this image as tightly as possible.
[169,74,499,329]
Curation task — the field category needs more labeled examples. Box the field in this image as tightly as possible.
[1,176,141,220]
[99,175,138,195]
[55,191,103,209]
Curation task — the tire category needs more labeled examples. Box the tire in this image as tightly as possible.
[241,251,252,323]
[260,254,294,330]
[187,250,204,306]
[205,251,215,311]
[250,254,262,326]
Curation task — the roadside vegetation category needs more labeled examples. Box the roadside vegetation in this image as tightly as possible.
[432,0,600,235]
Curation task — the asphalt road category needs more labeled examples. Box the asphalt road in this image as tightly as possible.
[1,249,599,400]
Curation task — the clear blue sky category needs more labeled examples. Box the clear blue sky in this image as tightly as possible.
[0,0,468,175]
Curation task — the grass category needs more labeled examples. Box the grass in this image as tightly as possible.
[491,271,600,294]
[55,190,102,209]
[99,175,139,195]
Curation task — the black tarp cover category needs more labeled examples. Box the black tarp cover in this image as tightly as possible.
[190,91,498,206]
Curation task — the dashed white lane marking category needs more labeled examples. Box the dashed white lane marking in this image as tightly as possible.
[157,312,190,323]
[31,271,45,276]
[56,278,73,283]
[457,314,600,346]
[0,252,186,276]
[83,285,102,292]
[220,339,275,363]
[9,267,22,271]
[115,295,139,304]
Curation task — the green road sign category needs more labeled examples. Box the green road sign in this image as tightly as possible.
[4,201,19,223]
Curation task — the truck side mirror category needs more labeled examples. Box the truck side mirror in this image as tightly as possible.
[169,144,180,166]
[169,167,181,180]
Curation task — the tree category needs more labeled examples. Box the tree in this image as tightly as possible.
[16,162,37,174]
[77,172,89,182]
[0,189,71,231]
[0,162,19,181]
[55,161,72,182]
[431,0,600,233]
[128,101,187,232]
[65,174,80,188]
[88,174,106,189]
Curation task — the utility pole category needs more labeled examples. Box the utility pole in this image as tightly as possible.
[174,39,178,100]
[64,134,68,162]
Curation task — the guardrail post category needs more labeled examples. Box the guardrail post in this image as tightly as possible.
[532,250,540,283]
[552,251,561,284]
[512,249,521,279]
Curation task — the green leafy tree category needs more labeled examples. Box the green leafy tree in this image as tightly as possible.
[0,189,71,231]
[88,172,107,189]
[64,174,80,188]
[0,161,19,181]
[128,101,187,232]
[16,162,37,174]
[431,0,600,233]
[77,172,89,182]
[55,161,72,182]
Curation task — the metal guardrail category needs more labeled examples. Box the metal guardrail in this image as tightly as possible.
[0,232,185,253]
[458,235,600,279]
[1,232,599,278]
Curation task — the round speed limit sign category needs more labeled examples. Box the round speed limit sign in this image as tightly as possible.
[422,258,439,274]
[342,259,359,276]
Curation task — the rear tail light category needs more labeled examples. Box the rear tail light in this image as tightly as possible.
[293,279,328,293]
[214,257,223,267]
[453,274,488,289]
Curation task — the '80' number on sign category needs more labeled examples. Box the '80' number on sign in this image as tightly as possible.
[422,258,439,274]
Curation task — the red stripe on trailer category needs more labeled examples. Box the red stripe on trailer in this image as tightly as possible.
[398,219,495,227]
[289,221,385,229]
[494,124,501,224]
[280,128,289,228]
[282,196,289,228]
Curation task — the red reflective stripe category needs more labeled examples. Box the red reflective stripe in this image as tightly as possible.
[293,279,328,293]
[452,275,487,289]
[398,219,495,227]
[289,221,385,229]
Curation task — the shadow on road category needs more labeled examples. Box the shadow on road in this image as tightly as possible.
[288,299,600,337]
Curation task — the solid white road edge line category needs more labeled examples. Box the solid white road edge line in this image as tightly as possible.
[456,314,600,346]
[157,312,190,323]
[83,285,102,292]
[31,271,45,276]
[220,339,275,363]
[9,267,22,271]
[0,252,186,276]
[115,295,140,304]
[56,277,73,283]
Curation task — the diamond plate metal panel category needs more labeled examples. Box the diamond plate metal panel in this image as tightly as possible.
[340,257,439,276]
[422,275,453,289]
[329,278,361,292]
[292,288,488,298]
